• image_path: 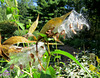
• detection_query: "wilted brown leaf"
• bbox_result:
[3,36,35,45]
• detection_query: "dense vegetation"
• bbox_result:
[0,0,100,78]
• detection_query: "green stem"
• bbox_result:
[46,42,51,70]
[12,13,21,35]
[14,65,32,76]
[29,62,33,78]
[55,41,59,65]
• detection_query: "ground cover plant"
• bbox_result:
[0,0,100,78]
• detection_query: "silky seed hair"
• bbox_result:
[56,10,90,38]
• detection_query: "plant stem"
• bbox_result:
[29,60,33,77]
[14,65,32,76]
[46,42,51,70]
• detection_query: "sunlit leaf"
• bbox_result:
[7,14,12,19]
[28,14,39,34]
[6,7,11,14]
[47,66,56,78]
[33,72,41,78]
[89,64,96,71]
[1,0,4,3]
[0,60,7,62]
[38,33,47,37]
[96,56,100,64]
[40,66,56,78]
[0,32,1,46]
[3,36,35,45]
[51,50,92,77]
[19,74,27,78]
[17,67,21,76]
[16,22,25,30]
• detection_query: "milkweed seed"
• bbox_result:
[10,64,14,70]
[19,64,23,70]
[30,53,34,59]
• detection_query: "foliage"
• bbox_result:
[0,0,100,78]
[0,21,17,41]
[53,52,100,78]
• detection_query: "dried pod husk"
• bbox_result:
[30,53,34,59]
[19,64,23,70]
[10,64,14,70]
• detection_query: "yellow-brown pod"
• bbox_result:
[38,11,72,40]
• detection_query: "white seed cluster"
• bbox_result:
[57,10,90,38]
[9,42,46,70]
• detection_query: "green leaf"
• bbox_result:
[10,0,13,1]
[40,70,51,78]
[17,68,21,76]
[1,0,4,3]
[51,50,92,78]
[0,67,9,73]
[14,14,20,19]
[0,60,7,62]
[38,33,47,37]
[33,72,40,78]
[6,7,11,14]
[19,74,27,78]
[6,7,14,14]
[48,66,56,78]
[7,14,12,19]
[16,22,25,30]
[40,66,56,78]
[54,55,61,62]
[48,38,54,41]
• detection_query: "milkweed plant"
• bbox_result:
[0,1,99,77]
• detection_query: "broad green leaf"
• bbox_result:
[16,22,25,30]
[40,70,51,78]
[17,68,21,76]
[48,66,56,78]
[40,66,56,78]
[6,7,14,14]
[6,7,11,14]
[19,74,27,78]
[51,50,92,78]
[38,33,47,37]
[10,0,13,1]
[0,66,9,73]
[15,76,18,78]
[33,72,40,78]
[54,55,61,62]
[1,0,4,3]
[38,33,48,41]
[48,38,54,41]
[14,14,20,19]
[7,14,12,19]
[0,60,7,62]
[28,14,39,34]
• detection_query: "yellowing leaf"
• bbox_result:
[28,14,39,34]
[96,56,100,64]
[3,36,35,45]
[97,72,100,75]
[89,64,96,71]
